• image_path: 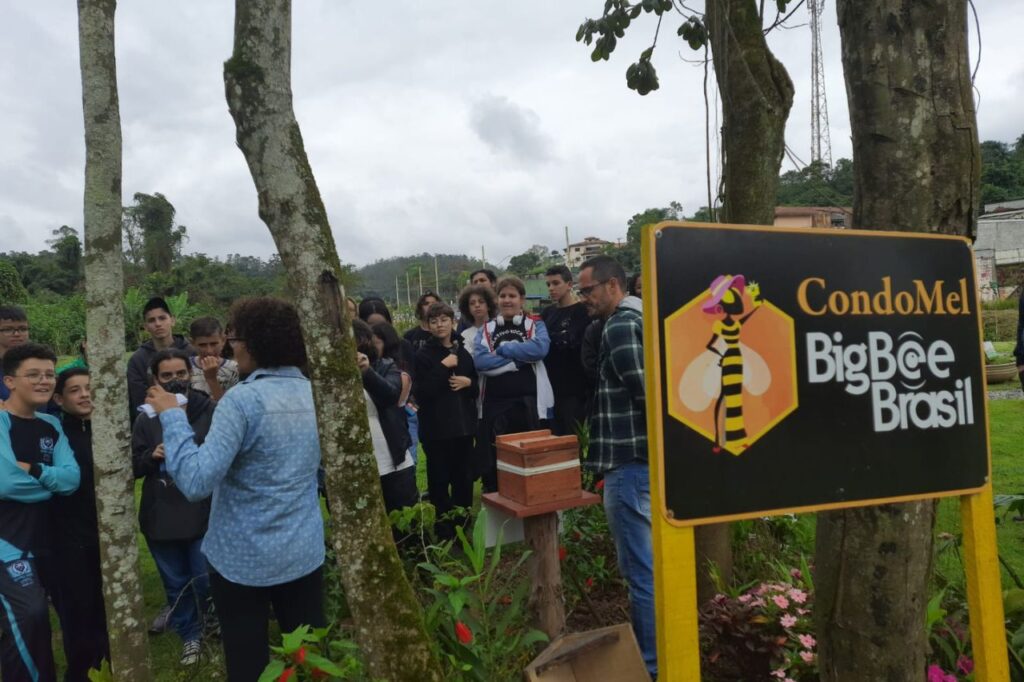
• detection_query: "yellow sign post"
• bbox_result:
[642,222,1008,681]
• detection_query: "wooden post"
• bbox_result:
[524,513,565,639]
[961,487,1011,682]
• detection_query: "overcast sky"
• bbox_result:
[2,2,1021,268]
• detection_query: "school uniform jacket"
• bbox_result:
[472,314,554,421]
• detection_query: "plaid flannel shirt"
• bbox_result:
[586,302,647,473]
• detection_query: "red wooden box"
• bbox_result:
[496,430,581,507]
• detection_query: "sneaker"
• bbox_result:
[180,639,202,666]
[149,605,171,634]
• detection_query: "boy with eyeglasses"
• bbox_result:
[0,343,81,682]
[0,305,31,408]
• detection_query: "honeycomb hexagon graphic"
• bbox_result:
[664,275,798,455]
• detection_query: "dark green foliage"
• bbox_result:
[354,254,496,304]
[980,138,1024,206]
[0,260,28,303]
[776,158,854,207]
[577,1,795,97]
[122,192,188,273]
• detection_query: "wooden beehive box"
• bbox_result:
[496,429,580,506]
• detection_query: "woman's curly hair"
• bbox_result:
[228,297,308,370]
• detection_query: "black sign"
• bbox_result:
[647,223,989,525]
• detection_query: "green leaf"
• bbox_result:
[257,660,286,682]
[630,5,642,18]
[281,624,310,652]
[304,652,345,676]
[1006,589,1024,618]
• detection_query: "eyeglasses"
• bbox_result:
[578,280,609,297]
[0,326,29,336]
[17,372,56,384]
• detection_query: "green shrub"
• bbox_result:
[23,295,86,355]
[983,309,1018,342]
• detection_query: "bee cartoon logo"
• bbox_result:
[665,274,799,456]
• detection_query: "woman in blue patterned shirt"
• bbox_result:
[146,297,324,681]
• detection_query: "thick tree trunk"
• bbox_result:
[223,2,442,680]
[76,1,153,679]
[815,2,979,680]
[696,0,795,602]
[705,0,795,225]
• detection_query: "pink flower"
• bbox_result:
[738,594,752,603]
[926,665,956,682]
[771,670,786,679]
[772,595,790,609]
[800,650,815,663]
[798,634,816,649]
[956,655,974,675]
[796,608,809,616]
[751,598,766,608]
[790,568,803,579]
[780,614,797,628]
[788,588,808,604]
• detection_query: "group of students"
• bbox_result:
[347,264,609,539]
[0,254,654,682]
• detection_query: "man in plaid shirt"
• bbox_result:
[578,255,656,679]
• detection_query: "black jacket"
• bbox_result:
[362,358,410,467]
[52,413,99,549]
[413,338,478,441]
[127,335,193,418]
[131,390,213,541]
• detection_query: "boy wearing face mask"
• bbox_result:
[131,349,214,666]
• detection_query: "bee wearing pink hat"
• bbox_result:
[699,274,763,453]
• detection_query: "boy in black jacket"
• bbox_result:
[413,303,478,538]
[51,368,110,680]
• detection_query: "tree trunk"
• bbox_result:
[223,2,442,680]
[76,0,153,679]
[697,0,796,601]
[705,0,795,226]
[815,2,979,679]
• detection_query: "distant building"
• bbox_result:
[976,207,1024,300]
[565,236,612,268]
[773,206,852,229]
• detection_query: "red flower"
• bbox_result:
[585,577,594,589]
[292,647,306,665]
[595,479,605,492]
[455,620,473,644]
[498,595,512,605]
[558,546,568,562]
[278,668,295,682]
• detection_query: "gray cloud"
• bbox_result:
[1,1,1021,266]
[469,95,554,164]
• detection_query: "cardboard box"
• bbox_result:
[523,623,650,682]
[496,430,581,507]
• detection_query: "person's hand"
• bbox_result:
[440,353,459,369]
[449,375,471,391]
[15,461,30,473]
[152,444,165,461]
[199,355,220,378]
[356,352,370,372]
[145,385,180,414]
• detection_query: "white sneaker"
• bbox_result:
[180,639,202,666]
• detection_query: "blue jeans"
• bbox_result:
[146,537,209,642]
[603,460,657,678]
[406,406,419,465]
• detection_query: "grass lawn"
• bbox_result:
[935,398,1024,591]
